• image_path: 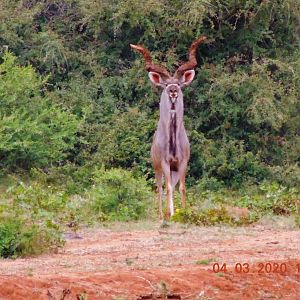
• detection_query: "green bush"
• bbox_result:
[190,132,269,187]
[188,55,299,186]
[0,219,20,258]
[0,181,68,257]
[268,164,300,188]
[0,52,80,169]
[179,181,300,226]
[87,168,153,221]
[89,108,156,178]
[234,182,300,215]
[295,214,300,228]
[172,206,255,226]
[30,164,96,195]
[0,218,64,258]
[10,181,68,217]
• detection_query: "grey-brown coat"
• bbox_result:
[130,36,206,219]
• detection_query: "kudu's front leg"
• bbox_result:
[154,171,163,220]
[178,160,188,209]
[161,160,174,219]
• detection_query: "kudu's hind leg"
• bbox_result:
[178,161,188,208]
[161,160,173,218]
[154,171,163,220]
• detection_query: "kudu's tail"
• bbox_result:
[171,170,180,188]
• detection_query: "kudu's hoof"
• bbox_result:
[159,220,170,228]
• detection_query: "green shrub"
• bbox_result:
[194,176,225,192]
[30,164,96,195]
[87,168,152,221]
[269,164,300,188]
[172,207,230,226]
[172,206,255,226]
[295,214,300,228]
[234,182,300,215]
[0,181,67,257]
[180,181,300,226]
[10,181,68,218]
[0,220,20,258]
[189,132,269,187]
[91,108,156,178]
[0,52,80,169]
[0,218,64,258]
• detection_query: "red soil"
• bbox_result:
[0,224,299,299]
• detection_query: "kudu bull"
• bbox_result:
[131,36,206,219]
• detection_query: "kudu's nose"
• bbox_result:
[166,84,179,103]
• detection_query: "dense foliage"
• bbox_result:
[0,52,79,169]
[0,0,299,186]
[0,0,300,256]
[87,168,152,221]
[0,168,153,257]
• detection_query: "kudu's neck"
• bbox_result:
[158,89,184,125]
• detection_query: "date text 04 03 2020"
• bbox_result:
[212,262,300,274]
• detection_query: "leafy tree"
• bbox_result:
[0,0,299,186]
[0,52,79,169]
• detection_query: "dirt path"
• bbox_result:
[0,222,299,299]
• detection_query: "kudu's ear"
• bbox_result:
[179,70,195,87]
[148,71,165,87]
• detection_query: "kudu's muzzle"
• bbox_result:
[166,84,179,105]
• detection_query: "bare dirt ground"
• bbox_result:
[0,221,299,300]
